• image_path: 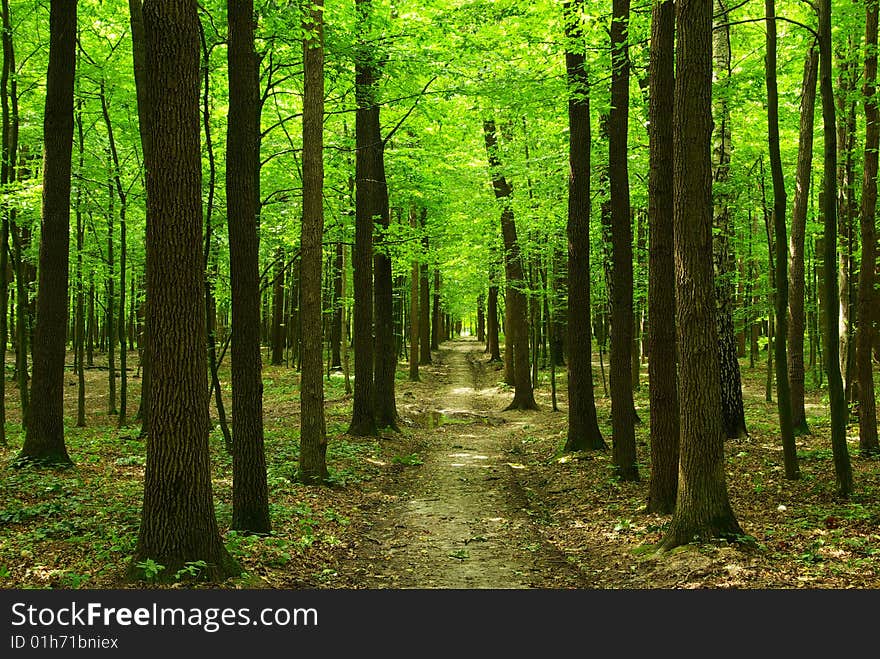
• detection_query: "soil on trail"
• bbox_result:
[347,338,585,588]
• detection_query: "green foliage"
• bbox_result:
[134,559,165,582]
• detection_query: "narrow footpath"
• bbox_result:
[348,339,585,588]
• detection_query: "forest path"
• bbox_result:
[348,338,585,588]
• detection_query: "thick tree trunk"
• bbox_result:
[661,0,742,549]
[818,0,853,497]
[348,0,379,436]
[227,0,271,528]
[788,46,818,436]
[132,0,239,581]
[646,0,678,513]
[609,0,637,480]
[857,0,880,456]
[483,119,537,411]
[563,0,604,451]
[299,0,329,482]
[765,0,799,479]
[19,0,77,466]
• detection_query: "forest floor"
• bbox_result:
[1,338,879,589]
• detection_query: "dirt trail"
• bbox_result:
[350,339,585,588]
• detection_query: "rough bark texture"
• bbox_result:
[609,0,638,480]
[662,0,743,549]
[857,0,880,456]
[646,0,679,513]
[483,119,537,411]
[227,0,270,530]
[299,0,329,482]
[765,0,799,479]
[20,0,77,466]
[132,0,239,581]
[788,46,818,436]
[563,0,605,451]
[818,0,853,497]
[348,0,378,436]
[712,0,747,440]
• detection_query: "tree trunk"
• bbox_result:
[661,0,743,549]
[788,45,818,436]
[228,0,271,528]
[409,210,420,382]
[609,0,637,480]
[713,0,747,440]
[646,0,678,513]
[330,240,343,369]
[487,278,500,361]
[299,0,329,482]
[130,0,151,436]
[418,211,432,365]
[765,0,799,479]
[483,119,537,411]
[0,0,17,444]
[132,0,239,581]
[818,0,853,497]
[19,0,77,466]
[563,0,604,451]
[857,0,880,456]
[74,101,85,428]
[271,246,285,365]
[348,0,379,436]
[432,268,441,350]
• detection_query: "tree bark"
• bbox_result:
[227,0,271,528]
[713,0,747,440]
[818,0,853,497]
[788,45,818,436]
[646,0,678,513]
[348,0,378,436]
[409,210,420,382]
[563,0,604,451]
[131,0,239,580]
[19,0,77,466]
[765,0,799,479]
[661,0,743,549]
[299,0,329,482]
[609,0,638,480]
[483,119,537,411]
[857,0,880,456]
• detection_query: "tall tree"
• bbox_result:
[818,0,853,496]
[646,0,679,513]
[227,0,271,530]
[765,0,799,479]
[18,0,77,466]
[857,0,880,456]
[409,211,420,382]
[662,0,742,548]
[788,45,818,436]
[132,0,239,580]
[712,0,747,439]
[563,0,605,452]
[483,118,537,411]
[299,0,328,483]
[0,0,18,445]
[609,0,638,480]
[419,211,432,365]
